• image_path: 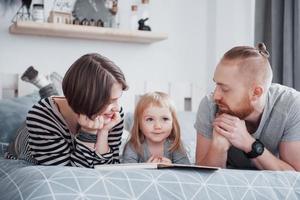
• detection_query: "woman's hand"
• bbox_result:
[77,111,121,154]
[78,111,121,134]
[101,111,121,132]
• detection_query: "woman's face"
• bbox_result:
[99,82,123,124]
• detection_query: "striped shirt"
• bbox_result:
[26,97,124,168]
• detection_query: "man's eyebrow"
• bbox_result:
[217,83,228,86]
[213,79,228,87]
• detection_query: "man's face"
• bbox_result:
[213,60,254,119]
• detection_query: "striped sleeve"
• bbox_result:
[27,98,124,168]
[27,99,72,166]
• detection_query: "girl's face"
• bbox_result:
[140,105,173,144]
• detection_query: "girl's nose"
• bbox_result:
[154,121,162,129]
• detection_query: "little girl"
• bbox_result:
[122,91,190,164]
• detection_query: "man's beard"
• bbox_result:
[215,97,254,119]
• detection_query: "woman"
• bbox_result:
[10,53,128,168]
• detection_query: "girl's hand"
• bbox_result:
[78,114,104,134]
[147,156,171,164]
[101,111,121,132]
[146,155,155,163]
[160,157,172,164]
[147,155,161,163]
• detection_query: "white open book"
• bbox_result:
[95,163,219,171]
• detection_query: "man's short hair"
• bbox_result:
[221,43,273,88]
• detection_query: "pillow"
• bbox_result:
[177,111,197,164]
[0,93,39,156]
[123,111,197,164]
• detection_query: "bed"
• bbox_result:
[1,157,300,200]
[0,74,300,199]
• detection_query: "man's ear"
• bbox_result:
[251,86,263,101]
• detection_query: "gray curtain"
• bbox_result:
[255,0,300,90]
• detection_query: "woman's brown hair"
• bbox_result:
[128,91,183,156]
[62,53,128,118]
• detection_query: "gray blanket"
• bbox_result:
[0,157,299,200]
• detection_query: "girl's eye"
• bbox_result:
[162,117,170,121]
[146,117,153,122]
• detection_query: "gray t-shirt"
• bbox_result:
[122,140,190,164]
[194,83,300,169]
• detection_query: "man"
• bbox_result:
[195,43,300,171]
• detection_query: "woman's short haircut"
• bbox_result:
[62,53,128,118]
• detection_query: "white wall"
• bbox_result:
[0,0,254,112]
[205,0,255,92]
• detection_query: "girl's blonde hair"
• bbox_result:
[129,91,183,156]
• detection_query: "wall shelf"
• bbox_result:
[9,21,168,44]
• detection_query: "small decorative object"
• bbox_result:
[80,18,89,26]
[52,0,76,13]
[89,19,96,26]
[48,11,72,24]
[11,0,32,22]
[138,0,150,27]
[138,18,151,31]
[96,19,104,27]
[73,17,80,25]
[130,5,138,30]
[73,0,119,28]
[109,0,118,15]
[47,0,75,24]
[32,3,44,22]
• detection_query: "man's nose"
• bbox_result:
[213,87,222,101]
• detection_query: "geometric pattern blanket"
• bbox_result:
[0,158,300,200]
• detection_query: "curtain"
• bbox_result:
[255,0,300,90]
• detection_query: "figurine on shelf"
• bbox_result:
[89,19,96,26]
[11,0,32,22]
[138,18,151,31]
[108,0,118,16]
[73,17,80,25]
[48,11,72,24]
[80,18,89,26]
[48,0,75,24]
[96,19,104,27]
